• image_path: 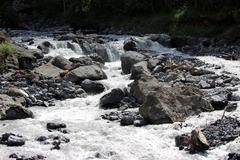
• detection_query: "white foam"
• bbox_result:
[1,36,240,160]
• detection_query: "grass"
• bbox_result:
[0,43,16,57]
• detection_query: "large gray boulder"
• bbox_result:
[92,43,109,62]
[51,56,72,70]
[121,51,146,74]
[99,88,125,109]
[81,79,105,94]
[0,94,33,120]
[130,61,151,80]
[33,63,64,78]
[64,65,107,83]
[130,75,213,124]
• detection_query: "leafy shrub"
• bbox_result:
[0,43,15,57]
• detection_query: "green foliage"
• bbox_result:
[0,43,16,57]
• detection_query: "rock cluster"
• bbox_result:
[175,117,240,153]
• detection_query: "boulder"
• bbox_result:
[189,128,210,152]
[33,63,64,78]
[81,79,105,94]
[120,115,134,126]
[121,51,146,74]
[37,41,55,54]
[92,43,109,62]
[47,123,66,130]
[69,56,93,66]
[207,88,232,110]
[1,133,25,146]
[123,38,137,51]
[148,34,171,47]
[130,75,213,124]
[99,88,125,109]
[0,94,33,120]
[51,56,72,70]
[9,44,36,70]
[64,65,107,83]
[89,53,105,64]
[130,61,151,80]
[77,39,92,55]
[56,33,77,41]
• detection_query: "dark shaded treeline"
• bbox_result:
[0,0,240,36]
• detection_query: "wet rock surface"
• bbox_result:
[9,153,46,160]
[36,134,70,150]
[0,133,25,146]
[228,153,240,160]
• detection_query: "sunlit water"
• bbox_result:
[0,33,240,160]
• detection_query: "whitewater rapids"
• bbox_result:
[0,33,240,160]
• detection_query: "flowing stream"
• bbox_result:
[0,32,240,160]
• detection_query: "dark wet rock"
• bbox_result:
[189,128,209,153]
[130,75,213,124]
[0,133,25,146]
[120,115,134,126]
[123,38,137,51]
[69,56,93,66]
[0,94,33,120]
[121,51,146,74]
[89,53,105,64]
[225,103,238,112]
[21,37,34,43]
[99,88,125,109]
[101,112,120,121]
[36,134,70,150]
[199,80,215,89]
[207,88,232,110]
[64,65,107,83]
[175,134,190,148]
[9,153,46,160]
[77,39,92,55]
[81,79,105,94]
[228,153,240,160]
[47,122,66,130]
[148,34,171,47]
[0,70,86,106]
[37,41,55,54]
[55,33,76,41]
[36,136,48,142]
[119,96,140,109]
[51,56,72,70]
[92,43,109,62]
[190,68,214,76]
[101,109,139,124]
[33,51,44,59]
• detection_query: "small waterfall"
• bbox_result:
[47,41,84,59]
[104,40,125,62]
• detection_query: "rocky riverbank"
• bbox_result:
[0,29,240,160]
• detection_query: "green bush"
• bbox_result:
[0,43,16,57]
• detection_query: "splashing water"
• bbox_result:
[1,33,240,160]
